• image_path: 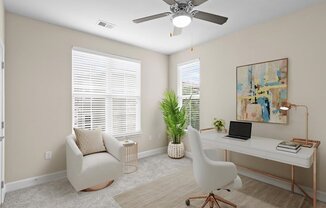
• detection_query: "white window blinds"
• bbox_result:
[178,60,200,130]
[72,48,141,136]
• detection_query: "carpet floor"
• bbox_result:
[3,154,192,208]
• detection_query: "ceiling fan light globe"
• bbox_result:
[172,14,192,28]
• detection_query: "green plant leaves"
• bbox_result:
[160,90,187,144]
[213,118,225,131]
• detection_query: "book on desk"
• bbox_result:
[276,141,301,153]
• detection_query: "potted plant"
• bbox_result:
[213,118,226,132]
[160,90,187,159]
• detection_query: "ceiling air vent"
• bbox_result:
[97,20,115,29]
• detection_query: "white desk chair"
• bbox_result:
[186,126,242,208]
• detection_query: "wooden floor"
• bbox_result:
[115,168,325,208]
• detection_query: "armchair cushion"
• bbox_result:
[82,153,122,178]
[74,128,106,155]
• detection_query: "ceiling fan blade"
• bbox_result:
[133,12,171,23]
[170,27,182,37]
[191,0,208,6]
[192,10,228,25]
[162,0,176,5]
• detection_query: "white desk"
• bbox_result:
[200,131,318,208]
[201,131,314,168]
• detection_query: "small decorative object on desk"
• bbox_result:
[213,118,226,133]
[276,141,301,153]
[121,139,138,174]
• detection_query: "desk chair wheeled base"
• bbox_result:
[185,192,237,208]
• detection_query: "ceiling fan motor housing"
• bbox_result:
[170,1,193,14]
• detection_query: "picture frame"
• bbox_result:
[236,58,288,124]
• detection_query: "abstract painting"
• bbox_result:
[236,58,288,124]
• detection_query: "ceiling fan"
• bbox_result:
[132,0,228,36]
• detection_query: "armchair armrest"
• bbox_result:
[66,135,83,174]
[102,133,123,161]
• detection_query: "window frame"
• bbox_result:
[177,59,200,130]
[71,47,142,137]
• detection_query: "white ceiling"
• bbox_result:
[4,0,323,54]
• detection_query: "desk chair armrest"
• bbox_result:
[207,160,238,187]
[103,134,123,161]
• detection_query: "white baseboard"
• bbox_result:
[185,151,192,158]
[237,167,326,203]
[4,146,167,195]
[5,170,67,193]
[185,151,326,203]
[2,187,4,203]
[138,146,167,159]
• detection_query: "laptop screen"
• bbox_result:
[229,121,252,138]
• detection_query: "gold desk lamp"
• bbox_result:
[280,102,313,148]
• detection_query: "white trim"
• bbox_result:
[5,170,67,193]
[185,152,326,203]
[177,58,200,68]
[4,146,167,194]
[237,167,326,203]
[138,146,167,159]
[177,58,200,100]
[185,151,192,158]
[72,47,141,64]
[71,48,142,136]
[2,185,4,204]
[177,59,201,130]
[0,42,5,204]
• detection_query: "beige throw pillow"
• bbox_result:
[74,128,106,156]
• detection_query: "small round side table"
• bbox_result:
[121,140,138,174]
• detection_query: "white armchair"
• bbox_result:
[66,133,123,191]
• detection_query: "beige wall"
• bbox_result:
[169,3,326,191]
[5,12,168,182]
[0,0,4,44]
[4,1,326,190]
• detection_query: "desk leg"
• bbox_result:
[224,150,228,161]
[291,165,295,193]
[313,149,317,208]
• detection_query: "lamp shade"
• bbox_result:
[280,102,293,111]
[280,106,290,111]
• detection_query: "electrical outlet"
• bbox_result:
[45,151,52,160]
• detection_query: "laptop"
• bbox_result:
[225,121,252,140]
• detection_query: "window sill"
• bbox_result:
[113,131,142,140]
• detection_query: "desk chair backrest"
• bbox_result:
[187,126,237,192]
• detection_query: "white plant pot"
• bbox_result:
[168,142,185,159]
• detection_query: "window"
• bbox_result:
[72,48,141,136]
[178,60,200,130]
